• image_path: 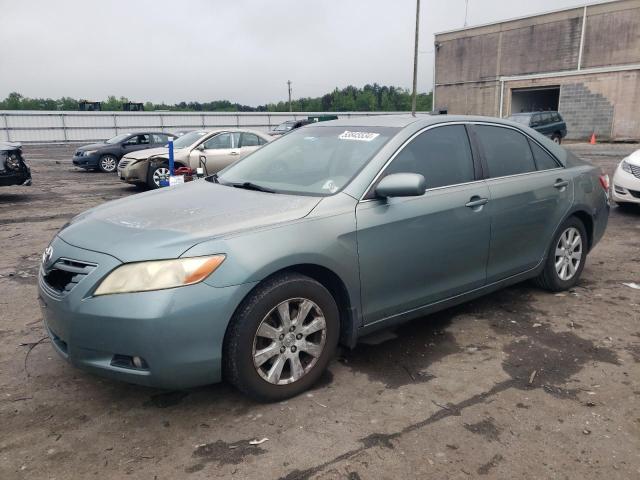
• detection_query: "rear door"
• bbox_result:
[470,124,571,283]
[356,124,491,324]
[238,132,264,158]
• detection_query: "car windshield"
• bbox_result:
[273,121,295,132]
[105,133,131,144]
[172,131,208,149]
[508,114,532,125]
[217,126,399,196]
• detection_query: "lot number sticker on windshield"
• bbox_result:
[339,131,380,142]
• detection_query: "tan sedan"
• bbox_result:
[117,128,272,189]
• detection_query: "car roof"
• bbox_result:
[311,113,540,129]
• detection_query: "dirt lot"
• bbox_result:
[1,143,639,480]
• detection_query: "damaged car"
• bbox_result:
[1,142,32,187]
[117,128,272,189]
[38,115,609,402]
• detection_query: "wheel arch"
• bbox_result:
[565,208,594,252]
[227,263,359,349]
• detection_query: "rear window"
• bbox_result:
[529,139,560,170]
[476,125,536,178]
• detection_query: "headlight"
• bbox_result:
[621,160,633,174]
[84,150,97,156]
[94,255,225,296]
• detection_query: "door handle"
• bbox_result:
[554,179,569,189]
[230,151,240,156]
[465,197,489,208]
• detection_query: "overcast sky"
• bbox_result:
[0,0,591,106]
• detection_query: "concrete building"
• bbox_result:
[433,0,640,140]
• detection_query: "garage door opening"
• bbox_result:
[510,87,560,114]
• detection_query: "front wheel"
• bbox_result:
[147,164,170,189]
[534,217,587,292]
[98,154,118,173]
[223,273,339,402]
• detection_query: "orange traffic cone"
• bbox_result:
[590,133,597,145]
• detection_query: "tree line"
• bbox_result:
[0,84,432,112]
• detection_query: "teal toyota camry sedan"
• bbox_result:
[38,115,609,401]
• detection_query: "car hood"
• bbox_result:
[124,147,171,160]
[58,181,321,262]
[624,149,640,167]
[77,142,107,151]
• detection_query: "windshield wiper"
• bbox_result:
[205,173,219,183]
[232,182,275,193]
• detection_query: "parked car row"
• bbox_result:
[40,114,611,401]
[118,129,272,189]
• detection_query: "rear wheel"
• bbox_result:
[534,217,587,292]
[223,273,339,402]
[98,154,118,173]
[551,133,562,144]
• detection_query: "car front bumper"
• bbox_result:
[611,166,640,205]
[37,235,256,389]
[119,160,149,184]
[72,154,99,168]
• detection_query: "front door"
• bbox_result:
[121,134,151,155]
[356,124,491,324]
[470,124,571,283]
[190,132,239,172]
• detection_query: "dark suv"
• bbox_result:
[508,111,567,144]
[72,132,176,173]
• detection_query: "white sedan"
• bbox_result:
[612,149,640,206]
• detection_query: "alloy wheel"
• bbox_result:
[100,156,117,172]
[252,298,327,385]
[152,167,170,187]
[554,227,582,281]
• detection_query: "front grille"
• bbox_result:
[43,258,96,295]
[629,189,640,199]
[629,163,640,179]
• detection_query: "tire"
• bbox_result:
[551,133,562,144]
[98,154,118,173]
[147,163,170,189]
[533,217,587,292]
[223,273,339,402]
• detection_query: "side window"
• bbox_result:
[552,113,561,122]
[475,125,536,178]
[123,135,139,145]
[541,113,552,124]
[529,139,560,170]
[530,114,542,127]
[203,133,232,150]
[240,133,260,147]
[152,134,168,144]
[258,136,267,145]
[382,125,475,189]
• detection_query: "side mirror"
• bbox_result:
[196,144,205,151]
[375,173,426,198]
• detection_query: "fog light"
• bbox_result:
[614,184,625,194]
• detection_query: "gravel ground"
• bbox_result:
[1,143,639,480]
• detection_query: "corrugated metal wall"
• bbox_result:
[0,111,409,143]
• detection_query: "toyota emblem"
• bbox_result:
[42,245,53,266]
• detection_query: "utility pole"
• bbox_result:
[287,80,292,112]
[464,0,469,27]
[411,0,420,116]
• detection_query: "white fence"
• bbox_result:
[0,111,413,143]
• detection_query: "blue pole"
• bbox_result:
[168,139,174,176]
